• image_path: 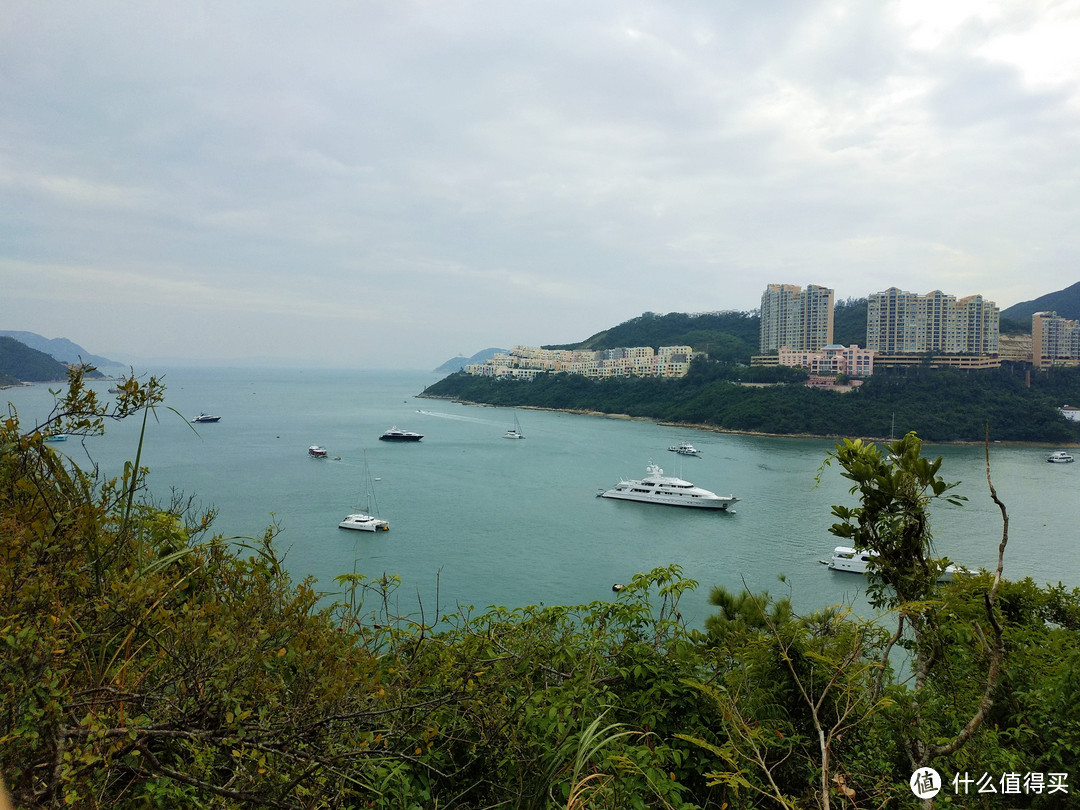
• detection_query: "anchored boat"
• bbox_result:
[598,461,738,510]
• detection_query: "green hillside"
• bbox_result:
[543,299,869,363]
[0,336,69,384]
[1000,280,1080,325]
[831,297,868,346]
[423,361,1080,444]
[0,330,124,372]
[546,310,760,363]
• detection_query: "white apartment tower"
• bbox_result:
[867,288,999,355]
[956,295,1000,355]
[759,283,835,353]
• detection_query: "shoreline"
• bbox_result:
[415,393,1079,449]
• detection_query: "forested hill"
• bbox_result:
[545,299,869,364]
[0,336,69,385]
[1000,280,1080,325]
[0,330,124,372]
[422,361,1080,444]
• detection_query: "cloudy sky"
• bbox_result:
[2,2,1078,370]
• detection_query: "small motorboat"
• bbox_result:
[668,441,701,457]
[308,445,328,458]
[1047,450,1075,463]
[379,427,422,441]
[191,413,221,423]
[338,512,389,532]
[43,434,68,442]
[821,546,962,582]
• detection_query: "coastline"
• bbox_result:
[415,393,1078,448]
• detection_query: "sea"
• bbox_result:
[7,366,1079,629]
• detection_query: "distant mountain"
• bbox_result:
[0,336,69,384]
[433,348,508,373]
[0,331,125,373]
[999,281,1080,326]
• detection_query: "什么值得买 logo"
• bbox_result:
[910,768,942,799]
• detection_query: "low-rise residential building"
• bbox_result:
[777,344,875,378]
[465,345,697,379]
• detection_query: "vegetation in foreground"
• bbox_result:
[3,367,1080,808]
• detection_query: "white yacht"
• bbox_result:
[822,546,961,581]
[339,452,389,531]
[598,462,738,510]
[668,442,701,457]
[504,413,525,439]
[1047,450,1075,463]
[338,513,389,532]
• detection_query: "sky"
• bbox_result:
[2,2,1079,370]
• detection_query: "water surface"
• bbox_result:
[8,367,1077,627]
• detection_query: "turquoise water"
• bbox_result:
[7,367,1079,627]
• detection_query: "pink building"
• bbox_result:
[777,344,875,377]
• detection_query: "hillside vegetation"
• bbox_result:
[4,366,1080,808]
[1000,280,1080,325]
[0,330,123,373]
[541,299,890,362]
[423,361,1080,444]
[0,336,69,385]
[546,311,760,364]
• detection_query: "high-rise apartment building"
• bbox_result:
[956,295,1000,355]
[867,288,999,355]
[759,283,834,353]
[1032,311,1080,369]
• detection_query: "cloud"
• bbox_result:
[2,1,1079,368]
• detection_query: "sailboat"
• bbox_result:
[503,412,525,439]
[338,455,389,532]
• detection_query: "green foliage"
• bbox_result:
[824,432,966,609]
[832,297,868,347]
[697,587,901,808]
[999,315,1030,335]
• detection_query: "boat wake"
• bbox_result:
[415,409,491,424]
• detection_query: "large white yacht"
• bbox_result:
[598,462,738,510]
